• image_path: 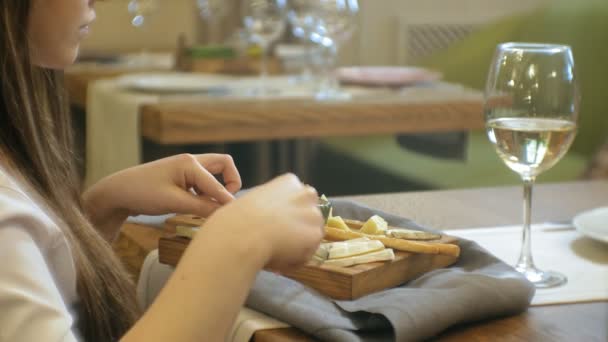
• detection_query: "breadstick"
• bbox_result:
[325,227,460,257]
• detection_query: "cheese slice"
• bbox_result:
[328,240,385,259]
[360,215,388,235]
[326,216,350,230]
[325,237,370,246]
[313,238,371,262]
[175,225,200,239]
[324,248,395,267]
[314,244,330,261]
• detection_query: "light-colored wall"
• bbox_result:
[349,0,550,65]
[81,0,200,53]
[82,0,549,61]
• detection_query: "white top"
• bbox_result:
[0,168,79,341]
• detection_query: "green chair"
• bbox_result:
[314,1,607,194]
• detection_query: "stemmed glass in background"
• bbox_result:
[286,0,319,84]
[484,43,579,288]
[197,0,232,19]
[127,0,160,66]
[310,0,359,100]
[241,0,287,96]
[197,0,234,45]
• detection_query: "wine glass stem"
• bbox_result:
[321,44,338,93]
[260,44,269,93]
[517,176,537,271]
[302,39,314,79]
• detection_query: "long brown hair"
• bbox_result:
[0,1,140,340]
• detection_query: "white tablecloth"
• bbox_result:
[449,223,608,305]
[85,79,159,188]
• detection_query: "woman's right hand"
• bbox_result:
[124,174,324,341]
[202,173,324,271]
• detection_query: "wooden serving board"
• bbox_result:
[159,215,460,300]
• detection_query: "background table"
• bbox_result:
[64,67,485,144]
[69,65,484,186]
[138,87,484,145]
[115,180,608,341]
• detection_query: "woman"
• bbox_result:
[0,1,324,341]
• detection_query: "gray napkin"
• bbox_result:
[246,199,535,342]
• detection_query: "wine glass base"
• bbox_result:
[515,266,567,288]
[242,87,281,98]
[288,70,315,85]
[315,90,351,101]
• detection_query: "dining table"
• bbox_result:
[65,62,485,187]
[65,64,485,143]
[137,85,484,145]
[115,180,608,341]
[65,61,485,141]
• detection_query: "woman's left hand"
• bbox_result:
[83,153,241,237]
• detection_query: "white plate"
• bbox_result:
[573,207,608,243]
[117,72,233,93]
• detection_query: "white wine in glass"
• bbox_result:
[484,43,579,288]
[487,117,576,176]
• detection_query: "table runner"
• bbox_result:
[448,223,608,305]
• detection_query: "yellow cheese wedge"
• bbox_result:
[360,215,388,235]
[326,216,350,230]
[324,248,395,267]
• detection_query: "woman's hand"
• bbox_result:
[83,153,241,239]
[201,173,324,271]
[124,174,323,342]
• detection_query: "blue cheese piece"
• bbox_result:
[313,244,330,261]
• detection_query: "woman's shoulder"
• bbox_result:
[0,168,62,251]
[0,167,79,308]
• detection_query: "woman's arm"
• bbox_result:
[122,174,323,341]
[82,185,129,241]
[121,223,269,341]
[82,154,241,241]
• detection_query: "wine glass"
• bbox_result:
[241,0,287,96]
[127,0,160,66]
[197,0,232,19]
[286,0,319,84]
[309,0,358,100]
[484,42,579,288]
